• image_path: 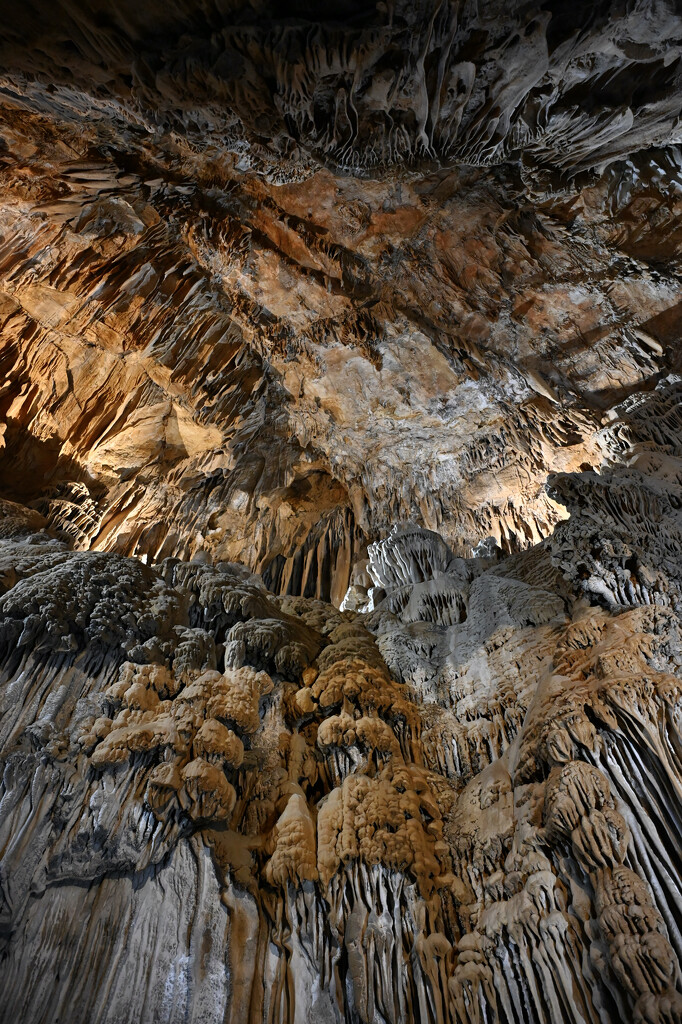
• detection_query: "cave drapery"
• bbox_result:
[2,2,682,1022]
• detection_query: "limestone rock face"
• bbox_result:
[1,2,682,1022]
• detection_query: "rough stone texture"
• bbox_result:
[1,2,682,603]
[2,390,682,1023]
[1,2,682,1022]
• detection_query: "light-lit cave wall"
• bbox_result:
[1,2,682,1022]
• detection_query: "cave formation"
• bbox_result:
[1,1,682,1022]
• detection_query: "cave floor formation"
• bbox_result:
[1,2,682,1023]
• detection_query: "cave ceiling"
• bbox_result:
[0,0,681,603]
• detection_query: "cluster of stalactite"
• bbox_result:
[1,0,681,177]
[2,25,682,607]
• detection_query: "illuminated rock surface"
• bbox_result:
[1,2,682,1022]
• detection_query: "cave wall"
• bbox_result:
[1,377,682,1023]
[1,2,682,1022]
